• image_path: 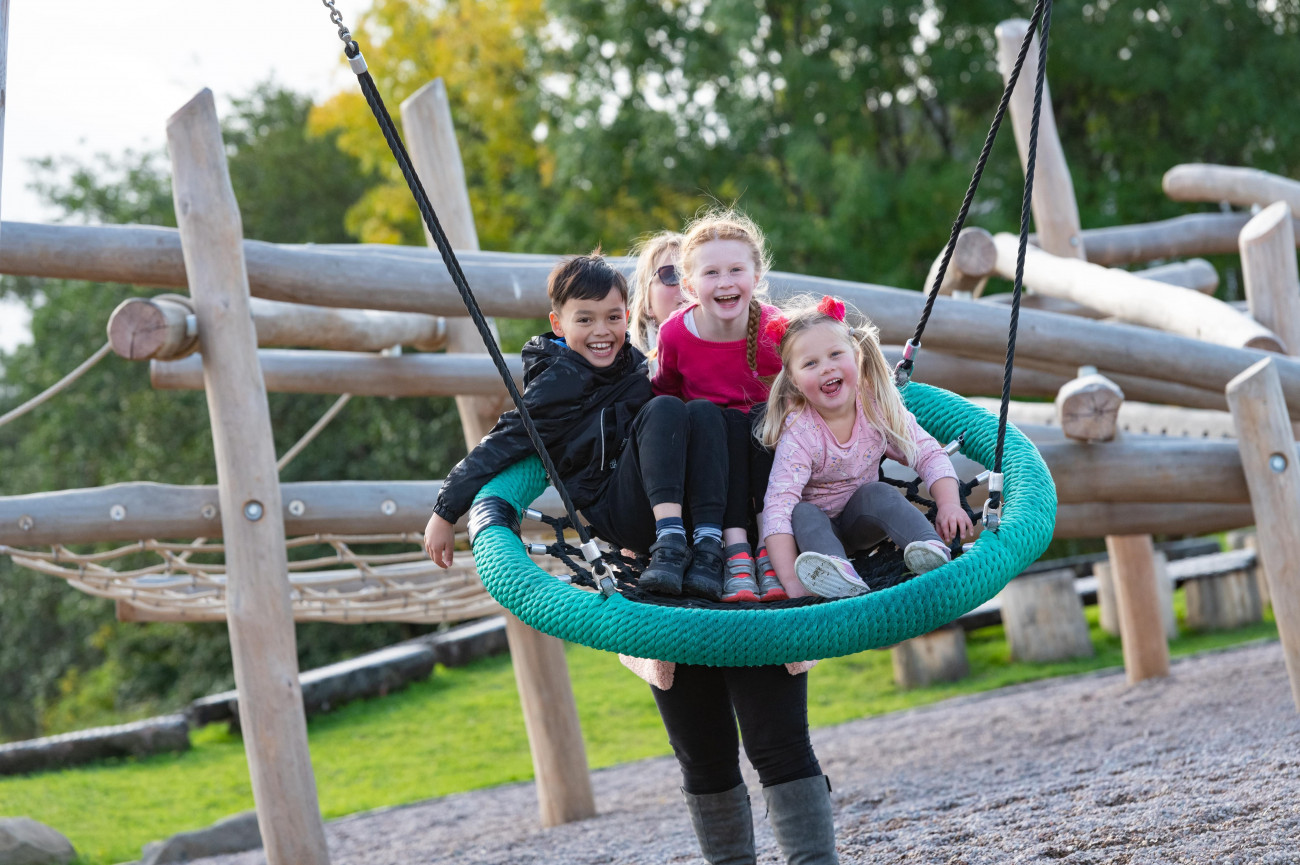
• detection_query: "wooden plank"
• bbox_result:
[1240,203,1300,359]
[401,78,594,826]
[1225,358,1300,711]
[167,90,329,864]
[1164,163,1300,214]
[992,232,1285,352]
[152,350,523,397]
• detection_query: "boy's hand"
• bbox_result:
[935,503,974,545]
[424,513,457,568]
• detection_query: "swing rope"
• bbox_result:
[320,1,619,594]
[894,0,1054,529]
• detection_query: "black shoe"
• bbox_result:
[639,533,688,596]
[683,537,725,601]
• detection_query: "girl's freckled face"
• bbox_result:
[686,238,759,325]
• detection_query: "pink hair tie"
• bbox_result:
[817,295,846,322]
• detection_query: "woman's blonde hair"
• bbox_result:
[759,296,918,466]
[679,207,772,371]
[627,231,683,354]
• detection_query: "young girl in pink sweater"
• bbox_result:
[760,295,974,598]
[652,208,784,603]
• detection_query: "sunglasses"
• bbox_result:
[655,264,680,286]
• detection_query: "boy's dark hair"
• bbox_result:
[547,249,628,310]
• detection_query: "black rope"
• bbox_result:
[340,42,616,589]
[991,0,1052,508]
[901,0,1047,374]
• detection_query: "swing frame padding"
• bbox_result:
[470,383,1057,666]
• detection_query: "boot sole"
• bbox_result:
[795,553,869,598]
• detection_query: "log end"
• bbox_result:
[1243,334,1288,355]
[108,298,170,360]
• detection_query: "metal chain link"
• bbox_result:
[320,0,353,46]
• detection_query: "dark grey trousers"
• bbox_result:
[791,481,940,558]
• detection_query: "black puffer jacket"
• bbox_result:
[432,334,654,524]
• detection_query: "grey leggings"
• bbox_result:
[791,481,941,558]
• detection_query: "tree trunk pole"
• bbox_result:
[166,90,329,864]
[1103,536,1171,683]
[1225,359,1300,711]
[0,0,9,232]
[400,78,595,826]
[1240,203,1300,360]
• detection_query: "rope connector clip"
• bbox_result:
[981,472,1004,531]
[893,339,920,388]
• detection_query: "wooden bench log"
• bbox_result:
[1182,562,1263,631]
[891,626,969,689]
[1164,163,1300,214]
[997,567,1094,663]
[1093,553,1177,641]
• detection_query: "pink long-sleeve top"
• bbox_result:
[651,303,784,411]
[760,398,959,541]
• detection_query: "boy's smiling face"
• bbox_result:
[549,285,629,368]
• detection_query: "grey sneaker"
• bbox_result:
[903,539,952,575]
[721,545,760,603]
[794,552,869,598]
[755,546,788,602]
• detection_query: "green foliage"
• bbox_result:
[0,83,468,741]
[0,612,1278,865]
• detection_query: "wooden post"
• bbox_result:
[166,90,329,864]
[1164,164,1300,214]
[1103,535,1171,683]
[0,0,10,235]
[400,78,595,824]
[1225,359,1300,710]
[1240,203,1300,359]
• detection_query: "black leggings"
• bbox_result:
[652,664,822,795]
[583,396,727,553]
[722,407,775,538]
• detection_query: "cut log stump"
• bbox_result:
[891,626,970,689]
[1184,565,1263,631]
[998,568,1094,662]
[1093,553,1177,640]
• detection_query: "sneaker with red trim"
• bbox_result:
[755,546,788,602]
[794,552,869,598]
[721,547,760,603]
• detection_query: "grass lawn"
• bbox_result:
[0,595,1278,865]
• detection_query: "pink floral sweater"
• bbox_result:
[760,398,959,542]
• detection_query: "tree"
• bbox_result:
[0,83,466,741]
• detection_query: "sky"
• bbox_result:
[1,0,366,350]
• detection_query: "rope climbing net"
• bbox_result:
[0,532,564,623]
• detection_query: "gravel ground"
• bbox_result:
[191,641,1300,865]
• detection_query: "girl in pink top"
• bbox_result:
[759,296,975,598]
[652,208,784,603]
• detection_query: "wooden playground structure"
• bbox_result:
[2,16,1300,865]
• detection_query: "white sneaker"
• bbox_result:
[794,552,870,598]
[904,539,952,575]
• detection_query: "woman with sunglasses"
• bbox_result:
[628,231,686,376]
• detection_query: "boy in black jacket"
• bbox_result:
[423,252,729,598]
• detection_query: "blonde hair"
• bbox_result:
[627,231,683,354]
[759,297,918,466]
[679,208,772,371]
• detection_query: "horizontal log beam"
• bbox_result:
[1069,212,1299,267]
[152,350,524,397]
[1164,163,1300,214]
[1053,503,1254,538]
[992,232,1285,351]
[0,481,566,545]
[7,221,1300,415]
